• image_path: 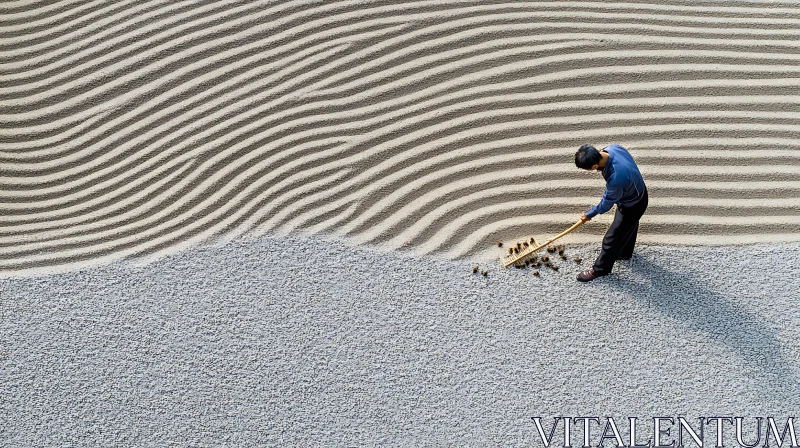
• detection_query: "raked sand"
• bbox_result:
[3,233,800,445]
[2,0,800,276]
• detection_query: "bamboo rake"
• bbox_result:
[502,220,585,268]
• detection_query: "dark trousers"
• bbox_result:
[592,187,648,275]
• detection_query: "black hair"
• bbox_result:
[575,144,601,169]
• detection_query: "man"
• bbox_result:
[574,143,648,282]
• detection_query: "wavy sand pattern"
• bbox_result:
[2,0,800,275]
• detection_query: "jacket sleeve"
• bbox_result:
[585,178,624,218]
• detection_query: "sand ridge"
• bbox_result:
[2,0,800,275]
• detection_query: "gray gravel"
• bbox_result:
[2,234,800,447]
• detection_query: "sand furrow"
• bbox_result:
[0,0,107,39]
[4,45,798,140]
[343,159,800,244]
[0,0,289,82]
[5,4,800,99]
[9,75,791,198]
[0,0,90,18]
[0,135,348,250]
[0,38,382,215]
[4,212,798,272]
[0,159,195,237]
[5,162,798,240]
[13,41,795,149]
[0,107,113,144]
[0,0,152,48]
[0,33,364,152]
[379,184,800,250]
[2,0,800,273]
[439,214,800,259]
[0,37,357,171]
[0,3,340,105]
[0,168,356,270]
[1,86,791,208]
[423,203,800,253]
[260,119,800,232]
[231,121,800,231]
[0,0,240,51]
[0,141,355,264]
[0,168,356,257]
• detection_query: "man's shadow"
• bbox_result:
[607,253,798,406]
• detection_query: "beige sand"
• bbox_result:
[2,0,800,276]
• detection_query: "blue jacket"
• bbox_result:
[585,144,646,219]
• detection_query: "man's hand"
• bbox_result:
[580,213,591,223]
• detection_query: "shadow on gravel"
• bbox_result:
[609,254,798,405]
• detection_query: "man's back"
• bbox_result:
[585,144,645,218]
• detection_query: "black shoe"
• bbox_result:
[618,255,632,260]
[577,268,605,282]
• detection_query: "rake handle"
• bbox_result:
[532,219,585,252]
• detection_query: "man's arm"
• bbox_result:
[584,180,624,219]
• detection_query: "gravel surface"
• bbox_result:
[3,234,800,446]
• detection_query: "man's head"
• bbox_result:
[575,144,602,171]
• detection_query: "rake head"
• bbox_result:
[502,239,548,268]
[500,220,585,269]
